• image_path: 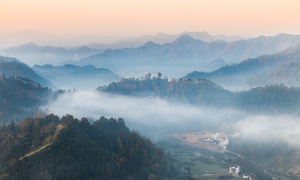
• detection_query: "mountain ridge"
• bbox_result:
[183,44,300,89]
[0,56,54,88]
[76,33,300,77]
[33,64,121,90]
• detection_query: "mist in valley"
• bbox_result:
[42,90,300,149]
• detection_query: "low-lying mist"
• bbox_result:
[42,90,300,147]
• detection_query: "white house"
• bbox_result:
[229,165,240,176]
[211,133,219,140]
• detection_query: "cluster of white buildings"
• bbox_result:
[202,132,240,149]
[202,132,231,149]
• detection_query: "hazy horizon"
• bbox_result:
[1,0,300,38]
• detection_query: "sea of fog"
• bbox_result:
[42,90,300,147]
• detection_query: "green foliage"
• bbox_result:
[0,114,169,180]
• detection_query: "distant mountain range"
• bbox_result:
[85,31,243,49]
[33,64,120,90]
[0,43,103,66]
[0,56,54,88]
[184,44,300,90]
[2,31,300,84]
[0,30,244,66]
[0,30,242,49]
[75,33,300,77]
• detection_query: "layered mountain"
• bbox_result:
[33,64,120,90]
[0,43,103,65]
[184,45,300,90]
[0,114,169,179]
[86,31,243,49]
[77,33,300,77]
[0,56,54,88]
[0,30,242,49]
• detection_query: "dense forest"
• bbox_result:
[0,114,174,180]
[235,84,300,113]
[99,74,234,106]
[0,75,52,123]
[99,75,300,114]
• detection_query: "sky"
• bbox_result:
[1,0,300,38]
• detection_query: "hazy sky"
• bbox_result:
[1,0,300,37]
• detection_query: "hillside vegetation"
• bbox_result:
[0,56,54,88]
[99,75,233,106]
[0,75,51,123]
[0,114,170,180]
[99,76,300,114]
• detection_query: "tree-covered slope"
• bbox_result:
[0,56,54,88]
[234,84,300,113]
[99,76,234,106]
[250,60,300,87]
[0,75,51,123]
[98,76,300,114]
[0,114,168,180]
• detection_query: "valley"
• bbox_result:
[1,11,300,178]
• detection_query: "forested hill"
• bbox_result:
[0,75,51,123]
[99,75,234,106]
[0,56,54,88]
[98,76,300,113]
[235,84,300,113]
[0,114,170,180]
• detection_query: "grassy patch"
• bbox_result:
[162,145,228,178]
[19,143,51,160]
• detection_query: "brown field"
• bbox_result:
[287,165,300,178]
[173,132,231,153]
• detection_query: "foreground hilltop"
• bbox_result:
[0,114,169,180]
